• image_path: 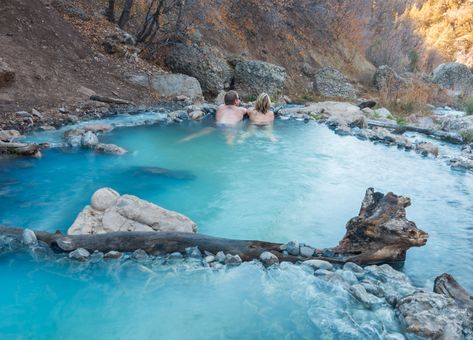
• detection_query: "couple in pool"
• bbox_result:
[180,90,276,144]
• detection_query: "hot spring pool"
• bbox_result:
[0,114,472,338]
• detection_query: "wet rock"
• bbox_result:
[234,60,287,99]
[204,255,215,263]
[168,110,187,122]
[350,284,384,309]
[185,246,202,259]
[450,157,473,171]
[259,251,279,266]
[22,228,37,246]
[415,142,439,157]
[299,245,315,257]
[343,262,363,273]
[68,188,197,235]
[432,62,473,97]
[168,252,183,260]
[104,250,122,259]
[69,248,90,261]
[81,131,98,148]
[340,270,358,284]
[90,251,104,263]
[313,67,357,99]
[358,100,376,110]
[127,73,203,100]
[94,143,127,155]
[224,254,242,266]
[286,241,300,256]
[84,124,113,133]
[188,110,205,120]
[0,129,21,142]
[166,43,233,97]
[131,249,149,261]
[303,259,333,271]
[313,269,334,277]
[360,281,384,297]
[215,251,226,264]
[0,60,15,86]
[397,291,470,339]
[31,109,43,119]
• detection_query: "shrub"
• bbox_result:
[395,116,408,125]
[464,98,473,115]
[460,129,473,143]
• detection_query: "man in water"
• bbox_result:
[178,90,247,144]
[216,90,247,126]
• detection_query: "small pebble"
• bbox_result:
[104,250,122,260]
[69,248,90,261]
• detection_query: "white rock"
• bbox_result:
[116,195,197,233]
[91,188,120,211]
[303,259,333,271]
[259,251,279,266]
[81,131,99,148]
[67,205,103,235]
[22,228,37,246]
[94,143,127,155]
[69,248,90,261]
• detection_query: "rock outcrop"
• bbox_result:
[234,60,287,99]
[67,188,197,235]
[432,62,473,97]
[313,67,357,99]
[373,65,408,92]
[166,43,233,97]
[126,73,203,100]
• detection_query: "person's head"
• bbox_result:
[255,93,271,114]
[224,90,240,106]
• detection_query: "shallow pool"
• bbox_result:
[1,114,472,338]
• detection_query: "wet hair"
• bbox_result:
[224,90,239,105]
[255,93,271,114]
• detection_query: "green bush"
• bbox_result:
[464,98,473,115]
[460,129,473,143]
[395,116,408,126]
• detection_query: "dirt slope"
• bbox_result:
[0,0,154,114]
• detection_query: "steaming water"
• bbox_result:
[1,114,472,338]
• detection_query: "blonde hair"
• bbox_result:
[255,93,271,114]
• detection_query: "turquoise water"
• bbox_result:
[1,115,473,338]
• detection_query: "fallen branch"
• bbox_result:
[90,95,133,105]
[367,120,463,144]
[0,141,46,157]
[0,188,428,265]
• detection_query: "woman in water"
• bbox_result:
[239,93,277,142]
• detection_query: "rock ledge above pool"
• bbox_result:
[67,188,197,235]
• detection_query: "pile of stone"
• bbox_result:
[63,124,127,155]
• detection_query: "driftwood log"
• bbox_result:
[90,95,133,105]
[367,120,463,144]
[0,141,46,157]
[0,188,429,265]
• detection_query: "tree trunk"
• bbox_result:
[118,0,134,29]
[106,0,116,23]
[0,188,429,265]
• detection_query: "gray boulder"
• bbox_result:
[234,60,287,99]
[313,67,357,99]
[0,60,15,86]
[303,259,333,271]
[94,143,127,155]
[166,43,233,97]
[68,188,197,235]
[69,248,90,261]
[259,251,279,266]
[127,73,203,100]
[0,129,21,142]
[397,291,470,339]
[432,62,473,97]
[373,65,408,92]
